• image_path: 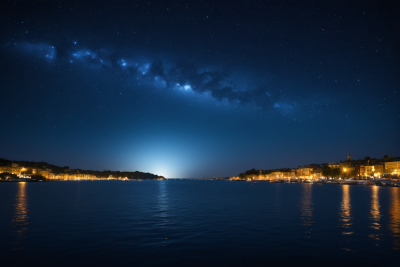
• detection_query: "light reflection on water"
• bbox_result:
[301,184,313,236]
[156,181,170,247]
[11,182,29,250]
[156,180,169,221]
[370,186,381,231]
[389,188,400,250]
[340,185,353,235]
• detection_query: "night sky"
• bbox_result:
[1,1,399,178]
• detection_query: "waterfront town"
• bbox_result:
[229,152,400,185]
[0,152,399,184]
[0,158,165,181]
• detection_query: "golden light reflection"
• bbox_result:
[12,182,29,250]
[370,186,381,231]
[389,188,400,250]
[301,184,313,236]
[340,185,353,235]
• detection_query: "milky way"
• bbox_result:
[6,41,298,114]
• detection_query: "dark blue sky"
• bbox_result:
[1,0,399,178]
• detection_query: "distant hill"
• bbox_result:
[0,158,165,180]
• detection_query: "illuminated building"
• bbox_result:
[361,164,384,177]
[55,173,97,180]
[296,168,313,178]
[312,170,322,179]
[385,161,400,174]
[0,166,12,173]
[267,171,295,179]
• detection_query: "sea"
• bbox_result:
[0,180,399,266]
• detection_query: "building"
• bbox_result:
[268,171,295,179]
[385,161,400,174]
[55,173,97,180]
[312,170,322,179]
[0,166,22,175]
[361,164,384,177]
[296,168,313,178]
[0,166,12,173]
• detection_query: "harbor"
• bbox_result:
[267,178,400,187]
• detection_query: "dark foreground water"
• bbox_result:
[0,181,399,266]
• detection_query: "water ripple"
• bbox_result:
[0,181,399,266]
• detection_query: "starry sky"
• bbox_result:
[1,0,399,178]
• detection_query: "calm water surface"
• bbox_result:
[0,181,399,266]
